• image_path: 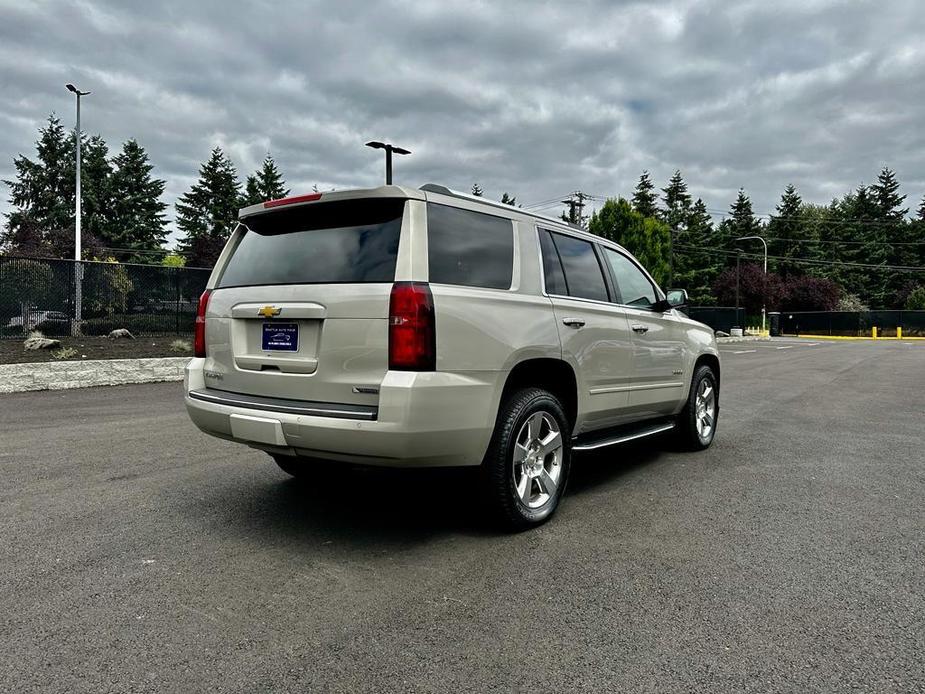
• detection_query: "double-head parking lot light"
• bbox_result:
[365,141,411,185]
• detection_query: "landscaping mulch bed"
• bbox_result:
[0,335,192,364]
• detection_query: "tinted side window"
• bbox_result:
[603,248,658,308]
[549,232,609,302]
[539,230,567,295]
[427,204,513,289]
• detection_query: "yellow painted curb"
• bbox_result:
[795,334,925,341]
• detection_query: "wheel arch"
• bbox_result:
[693,353,721,394]
[499,358,579,432]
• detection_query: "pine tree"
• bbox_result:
[870,167,915,305]
[79,134,114,251]
[767,184,808,277]
[729,189,762,238]
[471,183,483,197]
[500,192,517,206]
[672,198,717,304]
[631,171,658,218]
[917,194,925,222]
[108,139,168,259]
[661,170,691,232]
[241,154,288,207]
[870,167,907,221]
[176,147,241,267]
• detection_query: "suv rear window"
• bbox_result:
[427,203,513,290]
[217,199,404,288]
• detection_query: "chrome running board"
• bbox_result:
[572,421,676,452]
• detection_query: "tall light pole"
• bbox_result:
[735,235,768,334]
[67,83,90,335]
[365,141,411,185]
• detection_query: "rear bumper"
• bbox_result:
[184,358,502,467]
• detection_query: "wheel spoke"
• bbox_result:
[517,475,532,505]
[513,443,530,464]
[538,468,558,498]
[527,414,541,442]
[703,412,714,428]
[539,430,562,458]
[701,385,713,402]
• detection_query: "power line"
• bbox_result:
[674,243,925,273]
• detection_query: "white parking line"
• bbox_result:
[721,349,757,354]
[776,345,794,350]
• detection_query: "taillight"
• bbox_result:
[194,289,212,358]
[389,282,435,371]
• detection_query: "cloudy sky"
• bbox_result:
[1,0,924,245]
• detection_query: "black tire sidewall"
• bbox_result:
[483,388,571,529]
[684,366,718,449]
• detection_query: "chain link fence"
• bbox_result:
[0,255,211,339]
[779,310,925,337]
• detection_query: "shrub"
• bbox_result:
[905,286,925,311]
[837,293,868,312]
[781,275,841,311]
[170,339,192,353]
[712,263,785,315]
[52,347,78,360]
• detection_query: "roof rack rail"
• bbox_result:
[419,183,582,230]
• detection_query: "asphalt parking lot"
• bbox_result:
[1,339,923,693]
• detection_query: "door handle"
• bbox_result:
[562,317,586,328]
[631,324,649,334]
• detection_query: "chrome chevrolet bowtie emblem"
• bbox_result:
[257,305,282,318]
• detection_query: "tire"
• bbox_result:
[481,388,571,531]
[676,364,719,450]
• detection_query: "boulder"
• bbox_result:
[24,335,61,350]
[108,328,135,340]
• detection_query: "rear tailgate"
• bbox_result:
[202,197,406,409]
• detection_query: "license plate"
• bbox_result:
[262,323,298,351]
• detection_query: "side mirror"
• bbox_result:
[666,289,688,308]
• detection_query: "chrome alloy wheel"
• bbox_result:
[512,411,563,509]
[695,379,716,443]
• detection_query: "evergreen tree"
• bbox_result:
[917,194,925,222]
[589,198,670,286]
[108,139,168,259]
[661,170,691,232]
[79,134,114,250]
[728,189,762,238]
[500,192,517,206]
[2,115,77,255]
[241,154,288,207]
[870,167,915,305]
[176,147,241,267]
[870,167,907,221]
[672,198,718,304]
[471,183,483,197]
[631,171,658,218]
[767,184,808,277]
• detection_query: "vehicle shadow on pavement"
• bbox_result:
[179,441,672,548]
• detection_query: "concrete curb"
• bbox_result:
[716,336,772,344]
[0,357,190,394]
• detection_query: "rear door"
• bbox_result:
[539,229,635,433]
[599,246,686,416]
[202,197,407,408]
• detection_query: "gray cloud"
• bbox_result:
[1,0,924,244]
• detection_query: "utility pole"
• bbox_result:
[735,235,768,334]
[735,249,742,328]
[66,83,90,336]
[561,191,590,228]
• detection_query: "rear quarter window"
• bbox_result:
[426,203,514,290]
[217,199,404,288]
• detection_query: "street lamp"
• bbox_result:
[735,235,768,334]
[66,83,90,336]
[365,141,411,185]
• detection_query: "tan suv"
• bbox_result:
[185,184,720,529]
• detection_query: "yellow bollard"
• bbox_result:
[872,326,877,339]
[898,326,902,340]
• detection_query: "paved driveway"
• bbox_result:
[1,339,922,692]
